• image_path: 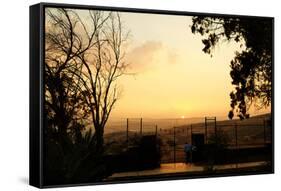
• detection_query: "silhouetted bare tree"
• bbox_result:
[44,8,129,184]
[45,8,128,151]
[45,8,102,142]
[76,12,129,151]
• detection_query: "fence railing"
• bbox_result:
[103,117,272,164]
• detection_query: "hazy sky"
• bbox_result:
[47,8,270,119]
[108,11,270,119]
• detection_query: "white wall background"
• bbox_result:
[0,0,279,190]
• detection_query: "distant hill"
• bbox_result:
[103,113,272,134]
[176,113,271,128]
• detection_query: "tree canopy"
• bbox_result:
[45,8,128,150]
[191,16,273,119]
[44,8,129,184]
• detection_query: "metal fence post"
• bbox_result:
[205,117,208,144]
[140,118,143,136]
[173,127,176,164]
[263,119,266,146]
[235,123,238,168]
[126,118,129,148]
[214,117,217,142]
[190,125,193,144]
[186,127,189,143]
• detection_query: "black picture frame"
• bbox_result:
[30,2,274,188]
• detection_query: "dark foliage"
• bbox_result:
[191,16,272,119]
[44,128,113,185]
[44,8,129,184]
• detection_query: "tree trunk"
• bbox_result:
[95,125,104,152]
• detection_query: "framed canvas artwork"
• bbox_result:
[30,2,274,188]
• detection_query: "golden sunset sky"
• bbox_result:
[47,8,271,120]
[110,11,270,119]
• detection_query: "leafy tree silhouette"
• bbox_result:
[191,16,272,119]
